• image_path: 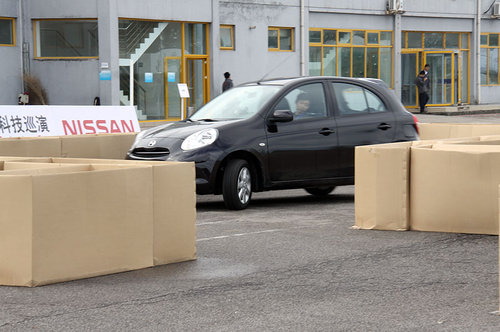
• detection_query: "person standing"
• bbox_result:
[415,65,430,113]
[222,72,233,92]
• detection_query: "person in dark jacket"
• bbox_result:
[415,67,430,113]
[222,72,233,92]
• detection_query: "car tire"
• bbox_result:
[305,186,336,196]
[223,159,252,210]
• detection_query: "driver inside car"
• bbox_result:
[294,93,314,119]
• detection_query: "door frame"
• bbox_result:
[164,56,182,120]
[185,56,209,117]
[423,50,455,106]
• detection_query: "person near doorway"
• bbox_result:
[222,72,233,92]
[423,63,430,76]
[415,66,430,113]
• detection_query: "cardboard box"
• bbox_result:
[410,145,500,235]
[0,133,136,160]
[51,158,197,265]
[355,142,412,231]
[0,137,60,157]
[9,157,197,266]
[419,123,500,140]
[0,164,154,286]
[60,133,136,159]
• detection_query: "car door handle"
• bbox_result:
[377,123,392,131]
[319,128,335,136]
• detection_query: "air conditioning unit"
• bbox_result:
[493,2,500,17]
[388,0,404,12]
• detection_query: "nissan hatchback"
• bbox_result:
[127,77,419,209]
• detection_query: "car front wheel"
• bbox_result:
[305,186,336,196]
[222,159,252,210]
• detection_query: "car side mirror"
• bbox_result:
[268,109,294,123]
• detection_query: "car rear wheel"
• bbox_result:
[223,159,252,210]
[305,186,336,196]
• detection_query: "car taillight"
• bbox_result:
[412,114,419,135]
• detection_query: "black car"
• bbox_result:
[127,76,419,209]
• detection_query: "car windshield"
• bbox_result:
[189,85,281,121]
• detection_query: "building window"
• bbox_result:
[34,19,98,58]
[268,27,293,51]
[0,17,15,46]
[220,25,234,50]
[309,29,392,87]
[481,33,500,85]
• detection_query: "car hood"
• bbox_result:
[140,119,241,139]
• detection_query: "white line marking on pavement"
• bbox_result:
[197,220,237,226]
[196,222,332,242]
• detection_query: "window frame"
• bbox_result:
[480,33,500,86]
[331,81,388,117]
[308,28,393,87]
[220,24,234,50]
[0,17,15,47]
[33,18,99,59]
[268,26,294,52]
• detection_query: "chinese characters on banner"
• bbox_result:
[0,115,50,136]
[0,106,140,138]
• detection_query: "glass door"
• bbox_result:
[401,51,419,107]
[185,57,208,117]
[164,57,182,119]
[424,51,454,106]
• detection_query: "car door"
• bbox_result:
[265,82,338,183]
[330,81,396,177]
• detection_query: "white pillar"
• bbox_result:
[393,13,402,99]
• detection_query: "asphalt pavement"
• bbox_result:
[1,113,500,331]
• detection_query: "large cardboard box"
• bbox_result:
[354,142,412,230]
[60,133,136,159]
[20,157,196,265]
[0,163,154,286]
[0,137,60,157]
[410,144,500,235]
[52,158,197,265]
[354,136,490,232]
[0,133,137,160]
[419,123,500,140]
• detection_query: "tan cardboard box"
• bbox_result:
[0,137,61,157]
[0,133,136,160]
[355,142,412,231]
[30,157,196,265]
[418,123,454,140]
[419,123,500,140]
[353,136,487,232]
[0,164,154,286]
[410,145,500,235]
[60,133,137,159]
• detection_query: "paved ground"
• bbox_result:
[416,112,500,124]
[1,113,500,331]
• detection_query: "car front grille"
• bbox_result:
[131,147,170,159]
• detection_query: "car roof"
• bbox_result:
[241,76,387,88]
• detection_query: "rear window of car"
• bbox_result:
[332,82,387,115]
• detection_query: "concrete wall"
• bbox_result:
[309,12,392,30]
[117,0,212,22]
[402,17,473,32]
[0,0,22,105]
[21,0,99,105]
[216,1,301,94]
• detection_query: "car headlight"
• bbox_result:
[181,128,219,151]
[130,130,147,150]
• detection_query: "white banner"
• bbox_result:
[0,105,141,138]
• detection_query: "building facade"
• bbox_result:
[1,0,500,122]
